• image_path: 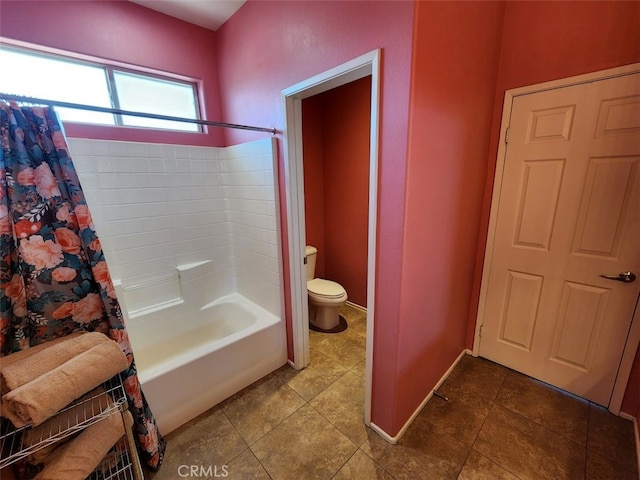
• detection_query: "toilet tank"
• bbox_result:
[305,245,317,281]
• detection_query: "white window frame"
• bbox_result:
[0,41,204,133]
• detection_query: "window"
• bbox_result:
[112,71,200,131]
[0,45,201,132]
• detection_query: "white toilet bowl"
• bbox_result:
[308,278,348,330]
[305,245,348,331]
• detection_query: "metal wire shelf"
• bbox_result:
[0,374,126,470]
[88,439,136,480]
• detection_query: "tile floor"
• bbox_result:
[147,305,638,480]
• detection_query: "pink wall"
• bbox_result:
[302,78,370,308]
[399,1,504,432]
[216,0,414,434]
[302,95,327,278]
[466,0,640,422]
[0,0,224,146]
[10,0,636,437]
[323,78,370,308]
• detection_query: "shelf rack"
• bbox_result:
[89,438,136,480]
[0,374,141,480]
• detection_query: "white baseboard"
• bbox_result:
[369,421,398,444]
[619,411,640,475]
[369,348,471,444]
[346,301,367,314]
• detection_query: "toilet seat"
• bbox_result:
[307,278,347,301]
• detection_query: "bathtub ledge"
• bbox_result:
[176,260,212,272]
[128,298,185,319]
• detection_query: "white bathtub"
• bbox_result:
[126,293,287,434]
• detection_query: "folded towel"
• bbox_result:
[93,412,133,478]
[121,409,144,479]
[34,411,125,480]
[0,332,84,369]
[2,341,127,427]
[1,332,110,395]
[93,437,128,477]
[0,395,25,428]
[24,387,117,465]
[24,387,115,444]
[0,461,19,480]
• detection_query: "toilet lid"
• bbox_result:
[307,278,346,298]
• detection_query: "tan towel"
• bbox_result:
[1,332,110,394]
[33,411,125,480]
[93,413,133,478]
[93,437,128,477]
[0,332,84,368]
[0,394,25,428]
[23,387,115,444]
[2,341,127,427]
[0,330,86,366]
[24,388,117,465]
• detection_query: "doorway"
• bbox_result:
[282,50,381,424]
[475,63,640,414]
[302,76,371,315]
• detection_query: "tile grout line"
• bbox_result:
[493,397,590,450]
[234,362,359,479]
[306,394,361,448]
[215,407,259,467]
[221,377,306,439]
[218,394,294,479]
[314,306,374,478]
[327,443,359,480]
[364,444,399,480]
[212,305,367,480]
[460,371,526,480]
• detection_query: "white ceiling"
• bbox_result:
[129,0,246,31]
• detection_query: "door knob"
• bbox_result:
[600,271,636,283]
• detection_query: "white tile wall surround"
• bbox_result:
[67,137,281,319]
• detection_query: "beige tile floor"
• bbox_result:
[148,305,638,480]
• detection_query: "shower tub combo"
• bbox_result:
[125,290,286,434]
[68,137,288,435]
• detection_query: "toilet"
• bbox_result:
[305,245,348,331]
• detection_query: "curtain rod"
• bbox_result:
[0,93,277,135]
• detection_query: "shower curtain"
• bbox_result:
[0,103,166,471]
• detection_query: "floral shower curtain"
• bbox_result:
[0,102,166,470]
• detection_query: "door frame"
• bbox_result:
[281,49,381,424]
[474,63,640,414]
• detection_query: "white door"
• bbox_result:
[479,72,640,406]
